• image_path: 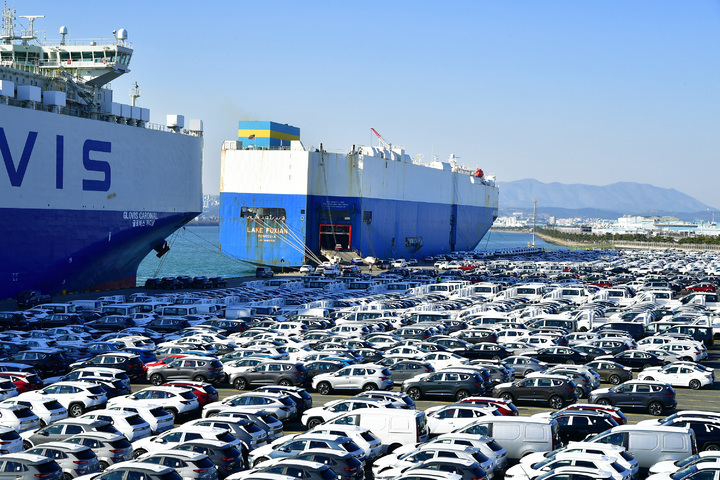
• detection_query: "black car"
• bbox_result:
[172,440,244,479]
[16,290,51,309]
[76,353,144,379]
[588,380,677,416]
[294,449,364,480]
[0,312,29,330]
[401,371,485,401]
[253,385,313,413]
[463,342,512,360]
[86,316,136,333]
[533,347,588,365]
[573,345,609,361]
[584,360,633,385]
[655,416,720,451]
[606,350,665,371]
[10,349,70,377]
[147,318,191,334]
[550,410,619,444]
[493,374,578,409]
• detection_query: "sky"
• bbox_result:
[24,1,720,208]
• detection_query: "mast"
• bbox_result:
[532,198,537,247]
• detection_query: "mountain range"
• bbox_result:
[500,179,714,221]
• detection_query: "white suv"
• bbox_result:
[132,426,240,457]
[312,364,394,395]
[33,381,107,417]
[80,410,152,442]
[1,394,67,425]
[108,386,199,421]
[106,404,174,435]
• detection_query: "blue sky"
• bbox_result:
[26,1,720,208]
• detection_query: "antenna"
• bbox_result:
[129,82,140,106]
[18,14,43,41]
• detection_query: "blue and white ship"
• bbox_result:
[219,122,499,267]
[0,6,203,297]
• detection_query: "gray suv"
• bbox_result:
[26,442,100,478]
[231,361,309,390]
[147,356,224,385]
[0,453,63,480]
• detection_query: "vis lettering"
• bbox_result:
[0,128,112,191]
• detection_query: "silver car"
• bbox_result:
[26,441,100,478]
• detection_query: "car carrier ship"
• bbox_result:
[219,123,499,267]
[0,6,203,297]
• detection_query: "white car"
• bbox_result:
[203,392,296,420]
[309,424,384,461]
[0,404,42,432]
[132,426,240,456]
[505,452,632,480]
[108,386,199,421]
[299,265,315,273]
[638,363,714,390]
[312,364,394,395]
[0,426,24,453]
[421,352,468,371]
[1,394,67,425]
[649,451,720,475]
[424,404,500,435]
[373,443,493,479]
[427,433,508,472]
[33,381,107,417]
[80,409,152,442]
[301,398,396,428]
[106,404,174,435]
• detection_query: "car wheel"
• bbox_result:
[455,389,470,401]
[642,363,652,370]
[609,374,621,385]
[233,378,247,390]
[253,457,268,467]
[192,374,207,383]
[278,379,291,386]
[500,392,514,403]
[565,359,575,365]
[579,327,588,332]
[362,383,378,392]
[523,369,533,377]
[166,408,178,422]
[683,357,693,362]
[549,396,564,410]
[69,403,85,417]
[690,379,702,390]
[597,398,611,406]
[705,444,720,451]
[307,418,323,429]
[64,473,73,480]
[575,387,584,398]
[644,376,654,381]
[407,388,422,401]
[22,440,31,450]
[317,382,332,395]
[492,355,502,361]
[648,401,663,416]
[98,461,109,471]
[132,449,146,459]
[150,373,164,386]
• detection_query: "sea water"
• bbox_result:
[136,225,564,285]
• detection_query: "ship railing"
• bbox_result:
[40,38,134,48]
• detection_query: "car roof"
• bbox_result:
[31,441,89,453]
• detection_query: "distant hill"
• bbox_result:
[501,179,712,220]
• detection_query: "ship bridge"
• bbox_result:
[0,5,131,87]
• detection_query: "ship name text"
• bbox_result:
[1,128,111,191]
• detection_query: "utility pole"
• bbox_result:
[532,199,537,247]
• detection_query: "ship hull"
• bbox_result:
[0,104,203,298]
[220,144,498,267]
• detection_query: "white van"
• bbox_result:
[323,407,429,453]
[455,416,561,460]
[101,303,142,316]
[69,300,103,311]
[589,425,696,470]
[159,305,198,316]
[37,303,77,314]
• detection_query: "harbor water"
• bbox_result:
[136,225,565,286]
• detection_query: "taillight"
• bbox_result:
[220,458,236,462]
[193,469,208,474]
[109,449,124,453]
[181,400,193,405]
[88,395,100,400]
[35,474,54,478]
[73,461,88,465]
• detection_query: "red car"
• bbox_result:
[456,396,519,416]
[686,283,716,293]
[0,372,43,393]
[142,354,188,372]
[163,381,219,407]
[590,280,614,288]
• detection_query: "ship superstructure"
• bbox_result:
[0,6,203,297]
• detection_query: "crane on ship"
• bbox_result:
[371,128,392,150]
